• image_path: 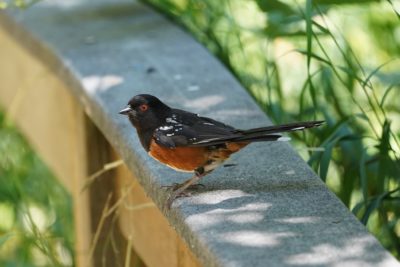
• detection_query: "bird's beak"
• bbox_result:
[119,106,132,115]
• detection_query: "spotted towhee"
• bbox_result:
[119,94,323,208]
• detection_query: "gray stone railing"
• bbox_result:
[1,0,399,266]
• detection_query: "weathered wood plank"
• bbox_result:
[0,25,93,267]
[115,157,201,267]
[84,121,146,267]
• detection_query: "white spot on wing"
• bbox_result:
[278,137,291,141]
[159,126,173,131]
[193,137,221,144]
[166,117,178,123]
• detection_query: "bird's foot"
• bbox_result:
[163,173,204,210]
[163,183,205,210]
[165,190,192,210]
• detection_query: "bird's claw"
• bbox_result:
[162,176,205,210]
[164,191,192,210]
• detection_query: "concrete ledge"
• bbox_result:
[1,0,399,266]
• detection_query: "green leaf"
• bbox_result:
[351,201,365,216]
[312,20,330,34]
[256,0,295,15]
[319,142,333,181]
[360,148,368,203]
[314,0,380,3]
[305,0,313,71]
[361,59,394,88]
[361,188,400,224]
[379,84,396,108]
[0,233,14,246]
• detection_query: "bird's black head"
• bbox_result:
[119,94,171,132]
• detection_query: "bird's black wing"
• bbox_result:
[153,108,323,148]
[153,109,242,148]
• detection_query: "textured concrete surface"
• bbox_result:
[1,0,399,266]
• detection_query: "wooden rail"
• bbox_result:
[0,0,399,266]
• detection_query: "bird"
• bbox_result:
[119,94,323,208]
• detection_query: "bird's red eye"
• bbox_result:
[139,104,148,112]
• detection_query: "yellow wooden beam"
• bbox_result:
[114,158,201,267]
[0,25,93,267]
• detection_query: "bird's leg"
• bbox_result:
[162,166,208,191]
[165,167,208,209]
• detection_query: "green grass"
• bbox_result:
[0,111,74,267]
[143,0,400,259]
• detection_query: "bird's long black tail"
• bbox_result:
[235,120,324,142]
[191,120,323,146]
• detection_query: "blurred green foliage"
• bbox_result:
[0,111,74,266]
[0,0,39,9]
[144,0,400,258]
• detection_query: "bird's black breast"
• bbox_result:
[137,130,154,152]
